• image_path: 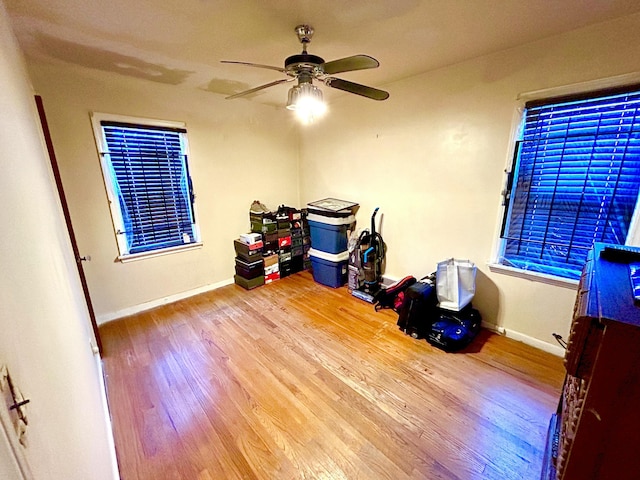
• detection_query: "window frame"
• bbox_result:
[91,112,202,262]
[492,79,640,284]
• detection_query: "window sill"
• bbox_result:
[488,263,579,290]
[117,242,203,263]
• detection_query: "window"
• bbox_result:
[92,114,200,260]
[498,85,640,280]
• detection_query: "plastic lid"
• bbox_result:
[308,248,349,262]
[307,213,356,225]
[307,198,358,212]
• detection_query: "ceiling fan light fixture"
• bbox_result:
[286,83,326,124]
[222,24,389,120]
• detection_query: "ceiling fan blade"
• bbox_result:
[221,60,287,74]
[225,78,292,100]
[321,55,379,75]
[325,77,389,101]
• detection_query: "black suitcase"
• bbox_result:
[397,277,438,338]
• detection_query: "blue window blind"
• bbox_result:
[101,122,196,255]
[501,87,640,280]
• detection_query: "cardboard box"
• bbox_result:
[265,272,280,284]
[234,239,263,261]
[278,236,292,248]
[234,274,264,290]
[240,232,262,244]
[263,253,279,267]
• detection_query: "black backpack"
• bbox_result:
[373,276,416,312]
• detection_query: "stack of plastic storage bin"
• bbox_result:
[307,198,358,288]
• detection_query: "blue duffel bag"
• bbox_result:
[427,305,481,352]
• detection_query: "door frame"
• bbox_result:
[34,95,103,354]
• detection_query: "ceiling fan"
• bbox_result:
[221,25,390,104]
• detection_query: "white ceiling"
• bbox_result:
[6,0,640,107]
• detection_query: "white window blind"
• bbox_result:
[499,86,640,279]
[100,121,197,256]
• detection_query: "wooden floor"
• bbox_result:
[100,271,565,480]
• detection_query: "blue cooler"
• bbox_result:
[307,213,356,254]
[309,248,349,288]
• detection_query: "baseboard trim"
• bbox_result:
[482,321,565,357]
[97,278,234,325]
[481,320,501,333]
[95,354,121,480]
[503,328,566,356]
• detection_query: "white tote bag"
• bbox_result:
[436,258,477,311]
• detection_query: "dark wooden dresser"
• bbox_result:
[541,243,640,480]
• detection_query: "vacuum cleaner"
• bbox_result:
[350,208,385,302]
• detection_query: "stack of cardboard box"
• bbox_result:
[233,233,264,289]
[234,204,311,290]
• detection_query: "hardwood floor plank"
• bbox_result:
[100,271,564,479]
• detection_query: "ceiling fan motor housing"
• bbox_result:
[285,53,325,78]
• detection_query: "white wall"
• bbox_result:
[17,11,640,352]
[26,62,301,322]
[0,2,117,477]
[299,13,640,352]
